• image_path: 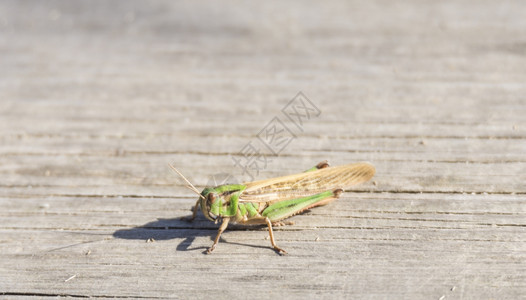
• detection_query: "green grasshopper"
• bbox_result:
[170,161,375,254]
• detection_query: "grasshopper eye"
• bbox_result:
[208,193,216,203]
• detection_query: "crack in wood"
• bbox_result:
[0,292,163,298]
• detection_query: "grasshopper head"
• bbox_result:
[200,187,221,221]
[168,164,224,222]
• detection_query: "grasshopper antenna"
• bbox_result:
[168,163,205,200]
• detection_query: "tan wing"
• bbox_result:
[239,162,375,203]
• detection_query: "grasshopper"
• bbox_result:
[170,161,375,254]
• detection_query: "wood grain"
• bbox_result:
[1,0,525,298]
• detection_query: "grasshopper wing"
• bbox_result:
[239,162,375,202]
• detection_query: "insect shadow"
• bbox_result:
[112,216,269,253]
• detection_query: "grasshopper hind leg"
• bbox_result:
[304,188,343,210]
[304,160,330,172]
[315,160,330,170]
[272,220,295,227]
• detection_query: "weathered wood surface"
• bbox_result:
[1,0,525,298]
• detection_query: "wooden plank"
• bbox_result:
[1,0,525,298]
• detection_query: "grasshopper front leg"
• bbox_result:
[207,217,230,254]
[181,199,200,222]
